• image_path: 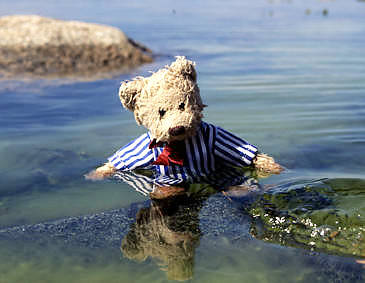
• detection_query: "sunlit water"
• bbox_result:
[1,0,365,282]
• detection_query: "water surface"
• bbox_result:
[1,0,365,282]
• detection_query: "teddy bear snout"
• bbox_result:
[168,126,185,136]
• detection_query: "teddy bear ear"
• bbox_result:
[119,78,143,111]
[170,56,197,82]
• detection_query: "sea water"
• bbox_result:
[0,0,365,282]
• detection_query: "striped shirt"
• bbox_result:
[108,121,258,184]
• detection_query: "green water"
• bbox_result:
[1,0,365,282]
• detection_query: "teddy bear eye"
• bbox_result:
[159,109,166,117]
[178,103,185,110]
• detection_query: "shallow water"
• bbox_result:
[1,0,365,282]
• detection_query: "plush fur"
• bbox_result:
[86,56,282,181]
[119,56,204,142]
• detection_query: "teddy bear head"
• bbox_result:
[119,56,205,143]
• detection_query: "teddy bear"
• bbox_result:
[120,168,265,280]
[87,56,283,182]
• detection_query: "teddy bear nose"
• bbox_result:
[169,126,186,136]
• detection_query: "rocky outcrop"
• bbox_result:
[0,15,153,80]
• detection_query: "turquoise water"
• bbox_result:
[1,0,365,282]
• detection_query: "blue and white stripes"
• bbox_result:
[215,126,258,168]
[113,168,260,196]
[108,121,258,183]
[108,133,154,170]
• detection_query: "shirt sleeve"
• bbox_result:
[107,133,155,171]
[213,126,258,167]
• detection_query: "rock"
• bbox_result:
[0,15,153,80]
[0,193,363,282]
[0,192,248,245]
[247,178,365,258]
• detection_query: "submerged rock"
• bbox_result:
[0,191,363,282]
[0,147,92,197]
[247,178,365,258]
[0,15,153,80]
[0,191,249,247]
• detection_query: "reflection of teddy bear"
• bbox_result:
[88,56,282,181]
[121,193,202,281]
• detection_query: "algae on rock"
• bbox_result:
[247,178,365,258]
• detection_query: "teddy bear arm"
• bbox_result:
[213,126,259,168]
[104,133,157,171]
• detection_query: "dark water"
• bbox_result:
[1,0,365,282]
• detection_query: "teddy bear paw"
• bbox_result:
[253,153,284,176]
[85,162,116,181]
